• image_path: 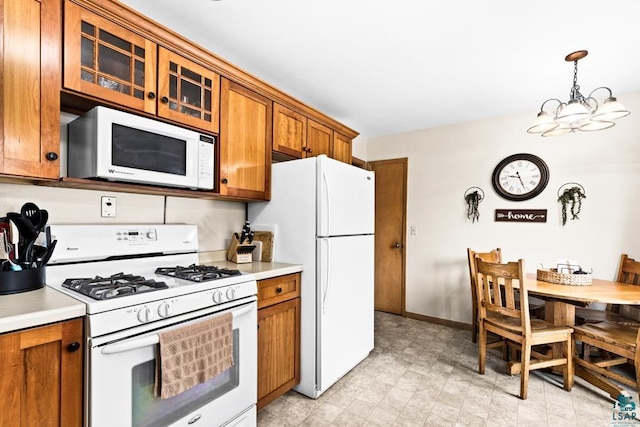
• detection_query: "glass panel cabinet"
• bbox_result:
[157,48,220,134]
[63,0,157,113]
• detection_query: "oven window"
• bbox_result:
[112,123,187,176]
[131,329,240,427]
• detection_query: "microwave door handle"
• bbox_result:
[100,304,255,355]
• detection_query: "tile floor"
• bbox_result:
[257,311,637,426]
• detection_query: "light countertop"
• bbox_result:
[207,260,303,281]
[0,286,86,334]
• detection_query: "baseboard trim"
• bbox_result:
[404,311,472,331]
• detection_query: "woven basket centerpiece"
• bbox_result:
[537,267,592,286]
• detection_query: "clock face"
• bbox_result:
[491,153,549,201]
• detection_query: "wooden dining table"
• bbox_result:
[525,273,640,326]
[524,273,640,398]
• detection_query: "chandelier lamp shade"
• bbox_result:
[527,50,630,137]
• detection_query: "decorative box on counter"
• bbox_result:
[226,235,256,264]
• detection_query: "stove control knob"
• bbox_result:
[137,306,153,323]
[157,302,172,318]
[226,287,237,300]
[212,290,224,304]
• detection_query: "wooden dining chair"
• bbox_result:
[575,254,640,326]
[476,258,574,399]
[572,319,640,399]
[467,248,502,343]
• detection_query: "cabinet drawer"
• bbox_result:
[258,273,300,309]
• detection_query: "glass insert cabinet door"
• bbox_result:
[157,48,220,134]
[63,0,157,113]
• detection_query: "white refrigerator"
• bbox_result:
[248,155,374,398]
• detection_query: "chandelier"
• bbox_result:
[527,50,630,137]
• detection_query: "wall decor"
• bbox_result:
[491,153,549,201]
[495,209,547,223]
[557,183,586,226]
[464,187,484,223]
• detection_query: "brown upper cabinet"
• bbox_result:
[333,132,353,164]
[273,103,307,158]
[219,78,272,200]
[272,106,352,163]
[306,119,333,159]
[0,0,61,179]
[63,0,220,134]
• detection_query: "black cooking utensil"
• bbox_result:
[20,203,48,235]
[7,212,38,265]
[38,240,57,267]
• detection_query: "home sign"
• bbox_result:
[494,209,547,223]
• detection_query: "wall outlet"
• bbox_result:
[410,225,417,235]
[101,196,116,217]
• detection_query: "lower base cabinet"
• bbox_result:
[257,273,301,410]
[0,318,83,427]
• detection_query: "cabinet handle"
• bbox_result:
[148,92,156,100]
[276,287,282,293]
[161,96,169,104]
[45,152,58,161]
[67,342,81,352]
[221,178,228,184]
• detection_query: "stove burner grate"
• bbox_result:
[155,264,242,282]
[62,272,168,300]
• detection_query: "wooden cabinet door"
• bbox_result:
[332,131,353,164]
[257,298,300,409]
[273,103,306,158]
[63,0,157,113]
[219,78,272,200]
[0,318,83,427]
[1,0,60,179]
[306,120,332,158]
[157,48,220,134]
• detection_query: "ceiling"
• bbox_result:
[119,0,640,139]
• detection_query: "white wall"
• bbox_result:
[363,91,640,324]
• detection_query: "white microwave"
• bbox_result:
[68,106,215,190]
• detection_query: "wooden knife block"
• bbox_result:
[226,235,256,264]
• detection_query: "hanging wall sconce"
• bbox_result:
[464,187,484,223]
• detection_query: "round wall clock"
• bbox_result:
[491,153,549,201]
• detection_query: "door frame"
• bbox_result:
[369,157,407,316]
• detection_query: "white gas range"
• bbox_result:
[45,224,257,427]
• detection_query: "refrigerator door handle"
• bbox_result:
[321,238,330,314]
[321,167,331,236]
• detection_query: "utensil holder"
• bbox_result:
[226,235,256,264]
[0,266,45,295]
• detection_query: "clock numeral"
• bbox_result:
[529,180,537,186]
[509,186,514,192]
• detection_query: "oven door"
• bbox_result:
[88,298,257,427]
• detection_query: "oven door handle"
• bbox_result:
[100,304,254,355]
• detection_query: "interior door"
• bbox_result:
[370,158,407,315]
[317,235,374,393]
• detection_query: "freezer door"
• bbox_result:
[317,235,374,394]
[317,156,374,237]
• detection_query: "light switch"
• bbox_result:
[410,225,417,235]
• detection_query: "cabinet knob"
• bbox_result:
[392,242,401,249]
[67,342,81,352]
[148,92,156,100]
[45,152,58,161]
[161,96,169,104]
[221,178,228,184]
[276,287,282,293]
